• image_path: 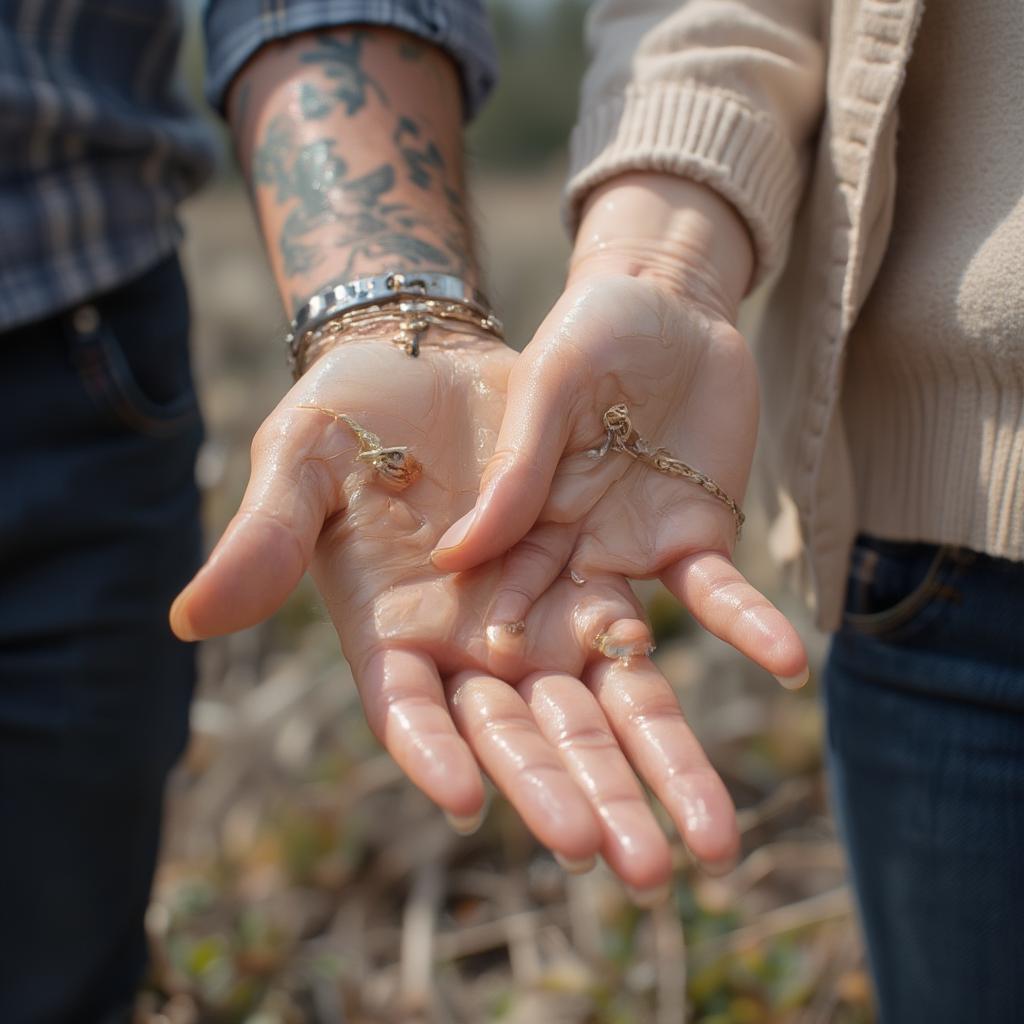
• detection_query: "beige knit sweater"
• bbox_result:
[565,0,1024,631]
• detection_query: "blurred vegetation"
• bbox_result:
[467,0,589,170]
[139,608,864,1024]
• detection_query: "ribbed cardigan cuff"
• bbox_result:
[565,83,804,287]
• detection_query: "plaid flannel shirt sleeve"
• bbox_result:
[203,0,497,119]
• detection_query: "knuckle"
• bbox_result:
[379,686,438,716]
[519,761,569,788]
[662,765,722,797]
[494,581,536,607]
[241,503,299,544]
[597,791,648,814]
[298,453,341,511]
[478,713,536,741]
[250,415,286,457]
[479,447,515,491]
[627,695,687,729]
[508,536,560,572]
[713,594,774,636]
[555,725,616,753]
[484,444,553,495]
[699,576,755,621]
[367,692,439,742]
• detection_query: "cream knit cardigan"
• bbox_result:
[565,0,927,631]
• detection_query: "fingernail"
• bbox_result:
[487,592,527,633]
[554,852,596,875]
[434,507,477,554]
[699,853,739,877]
[169,592,199,643]
[485,619,527,648]
[445,809,484,836]
[774,667,810,690]
[593,619,656,666]
[594,634,656,665]
[626,882,671,909]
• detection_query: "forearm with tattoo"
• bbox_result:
[229,28,475,314]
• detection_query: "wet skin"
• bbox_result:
[173,32,809,896]
[172,331,749,890]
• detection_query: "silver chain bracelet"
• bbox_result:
[286,271,500,376]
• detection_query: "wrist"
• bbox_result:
[299,321,508,381]
[294,290,506,377]
[567,173,755,321]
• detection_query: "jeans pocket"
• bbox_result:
[66,274,200,440]
[841,535,963,641]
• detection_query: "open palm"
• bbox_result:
[432,274,809,689]
[171,331,740,889]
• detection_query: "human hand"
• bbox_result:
[190,28,744,894]
[170,333,735,893]
[432,175,807,687]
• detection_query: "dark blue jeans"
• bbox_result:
[825,535,1024,1022]
[0,256,202,1023]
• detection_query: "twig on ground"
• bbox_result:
[736,777,817,834]
[728,840,846,896]
[400,859,445,1013]
[689,886,852,967]
[652,901,687,1024]
[797,925,863,1024]
[434,907,570,961]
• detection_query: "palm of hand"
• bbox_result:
[173,333,727,888]
[297,341,642,674]
[542,275,755,571]
[436,274,808,687]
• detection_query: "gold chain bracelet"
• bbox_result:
[587,403,745,538]
[293,298,505,379]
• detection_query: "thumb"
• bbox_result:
[170,413,335,640]
[431,352,573,572]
